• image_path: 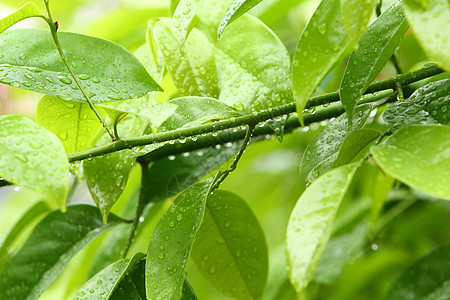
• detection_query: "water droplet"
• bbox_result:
[176,214,183,221]
[79,74,91,80]
[57,93,73,101]
[208,266,216,274]
[158,253,165,259]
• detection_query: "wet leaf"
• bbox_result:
[300,104,372,186]
[0,205,122,300]
[191,190,268,300]
[145,179,213,300]
[404,0,450,71]
[340,0,408,127]
[286,162,360,297]
[0,2,44,33]
[84,150,134,224]
[292,0,351,125]
[74,253,144,300]
[371,124,450,200]
[386,243,450,300]
[340,0,377,46]
[383,78,450,130]
[0,29,162,103]
[267,115,288,143]
[0,115,69,208]
[217,0,263,37]
[216,14,292,112]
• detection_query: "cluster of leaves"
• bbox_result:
[0,0,449,299]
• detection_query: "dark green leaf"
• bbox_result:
[74,252,144,300]
[191,190,268,299]
[371,124,450,200]
[340,0,377,45]
[403,0,450,71]
[110,259,146,300]
[0,205,122,300]
[292,0,351,124]
[0,115,69,208]
[286,162,360,296]
[340,0,408,127]
[181,279,198,299]
[386,243,450,300]
[300,104,372,186]
[217,0,263,37]
[0,29,161,102]
[146,179,213,300]
[0,2,44,34]
[383,78,450,130]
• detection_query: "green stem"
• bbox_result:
[67,64,444,163]
[43,0,116,141]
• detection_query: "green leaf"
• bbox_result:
[383,78,450,130]
[145,179,213,300]
[0,205,122,300]
[191,190,268,300]
[0,29,162,103]
[292,0,351,125]
[386,243,450,300]
[216,14,292,111]
[151,18,219,98]
[0,2,44,34]
[340,0,408,127]
[171,0,182,16]
[217,0,263,37]
[333,128,382,167]
[0,115,69,208]
[0,201,50,261]
[286,162,360,297]
[404,0,450,71]
[84,150,134,224]
[371,124,450,200]
[251,0,306,27]
[340,0,377,45]
[300,104,372,186]
[181,279,198,299]
[74,253,144,300]
[36,96,102,153]
[172,0,200,44]
[101,106,128,129]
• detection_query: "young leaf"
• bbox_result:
[403,0,450,71]
[0,205,122,300]
[286,162,360,297]
[371,124,450,200]
[172,0,199,44]
[383,78,450,130]
[340,0,408,127]
[217,0,263,37]
[386,243,450,300]
[0,2,44,34]
[292,0,351,125]
[36,96,102,153]
[340,0,376,46]
[145,179,213,300]
[0,115,69,208]
[300,104,372,186]
[150,18,219,98]
[74,252,144,300]
[216,14,292,111]
[0,29,162,103]
[191,190,268,300]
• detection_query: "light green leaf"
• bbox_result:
[370,171,394,226]
[145,179,213,300]
[386,243,450,300]
[0,205,122,300]
[191,190,268,300]
[251,0,306,27]
[340,0,377,45]
[340,0,408,127]
[300,104,372,186]
[404,0,450,71]
[151,18,219,97]
[74,253,144,300]
[171,0,181,16]
[383,78,450,130]
[371,124,450,200]
[217,0,263,37]
[172,0,199,44]
[333,128,382,167]
[0,115,69,208]
[286,162,360,297]
[36,96,102,153]
[84,150,134,224]
[0,29,162,103]
[216,14,292,112]
[292,0,351,125]
[0,2,44,34]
